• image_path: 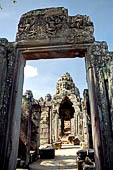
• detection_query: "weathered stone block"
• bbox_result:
[39,147,55,159]
[16,7,94,44]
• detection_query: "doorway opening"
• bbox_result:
[59,96,74,138]
[15,41,93,170]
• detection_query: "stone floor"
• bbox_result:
[29,144,80,170]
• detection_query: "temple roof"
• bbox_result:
[56,72,80,97]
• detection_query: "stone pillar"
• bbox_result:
[74,115,77,136]
[73,108,77,136]
[0,40,25,170]
[31,103,41,155]
[82,89,93,148]
[58,118,61,138]
[78,114,81,136]
[9,56,25,170]
[86,42,113,170]
[51,109,56,142]
[55,113,58,142]
[36,117,40,154]
[86,62,104,170]
[25,101,32,167]
[108,59,113,132]
[50,109,52,144]
[48,107,50,144]
[76,114,79,135]
[74,106,82,137]
[0,40,8,170]
[40,110,49,145]
[79,114,83,136]
[71,118,75,136]
[83,111,88,143]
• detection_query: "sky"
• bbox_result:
[0,0,113,99]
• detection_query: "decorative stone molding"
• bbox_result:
[16,7,94,44]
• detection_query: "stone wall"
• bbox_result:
[16,7,94,44]
[19,90,40,159]
[0,38,19,170]
[86,41,113,169]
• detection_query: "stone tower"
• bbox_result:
[52,72,82,142]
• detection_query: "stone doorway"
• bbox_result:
[59,96,75,138]
[0,7,113,170]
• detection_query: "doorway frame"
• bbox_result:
[8,39,103,170]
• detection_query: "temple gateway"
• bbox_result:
[0,7,113,170]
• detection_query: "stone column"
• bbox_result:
[58,119,61,138]
[71,118,75,136]
[31,103,41,155]
[75,114,78,136]
[25,101,32,167]
[76,114,78,135]
[55,113,58,142]
[77,114,82,136]
[50,109,52,144]
[86,63,104,170]
[8,55,25,170]
[86,42,113,170]
[0,42,8,170]
[78,115,80,136]
[74,115,77,136]
[82,89,93,148]
[83,111,88,143]
[36,113,40,154]
[72,108,76,136]
[37,120,40,154]
[108,59,113,132]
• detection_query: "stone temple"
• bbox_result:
[19,72,92,158]
[0,7,113,170]
[40,72,84,145]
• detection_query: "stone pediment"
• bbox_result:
[16,7,94,44]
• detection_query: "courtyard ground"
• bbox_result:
[29,144,80,170]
